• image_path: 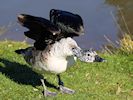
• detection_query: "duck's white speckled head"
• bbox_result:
[79,50,106,62]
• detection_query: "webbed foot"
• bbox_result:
[59,85,75,94]
[42,90,57,97]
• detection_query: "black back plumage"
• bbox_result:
[17,9,84,50]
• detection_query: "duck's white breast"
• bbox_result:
[32,37,78,74]
[46,56,68,74]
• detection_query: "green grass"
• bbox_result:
[0,41,133,100]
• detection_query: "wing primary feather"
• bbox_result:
[50,9,84,37]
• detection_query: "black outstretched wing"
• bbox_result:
[18,14,61,41]
[50,9,84,38]
[18,14,61,50]
[17,10,84,50]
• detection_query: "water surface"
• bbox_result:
[0,0,129,49]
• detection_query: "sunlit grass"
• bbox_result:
[0,41,133,100]
[119,34,133,54]
[104,33,133,55]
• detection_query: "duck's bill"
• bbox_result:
[94,55,106,62]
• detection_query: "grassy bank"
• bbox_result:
[0,41,133,100]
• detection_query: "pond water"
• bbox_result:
[0,0,132,50]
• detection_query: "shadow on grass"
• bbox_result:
[0,58,58,89]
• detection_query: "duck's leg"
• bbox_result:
[57,75,75,94]
[40,79,57,97]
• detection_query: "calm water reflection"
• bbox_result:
[1,0,130,49]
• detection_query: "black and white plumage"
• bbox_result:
[15,38,81,74]
[15,37,83,96]
[18,14,60,50]
[15,38,104,96]
[18,9,84,50]
[15,9,105,97]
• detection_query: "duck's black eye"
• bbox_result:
[88,54,90,56]
[72,48,75,50]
